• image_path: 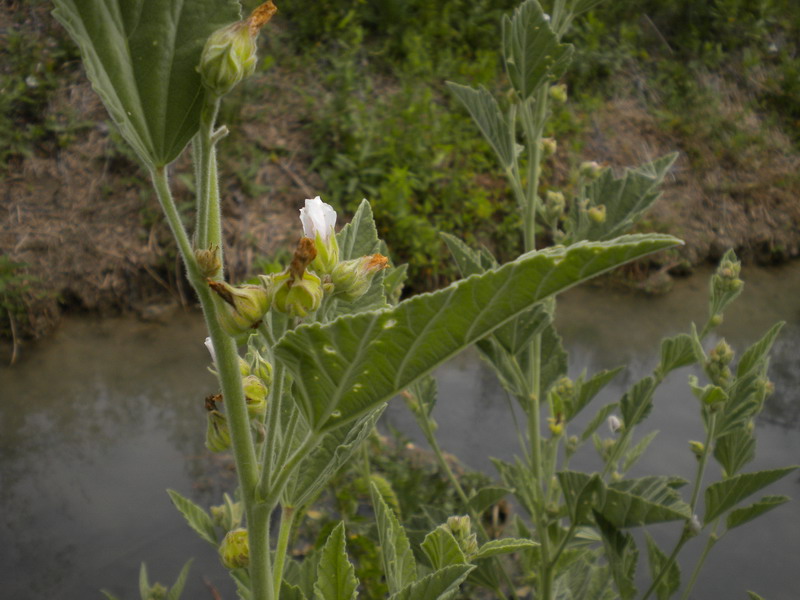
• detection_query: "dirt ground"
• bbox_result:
[3,23,800,344]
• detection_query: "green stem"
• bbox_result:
[260,361,285,492]
[640,535,688,600]
[680,529,719,600]
[263,431,321,507]
[690,413,717,512]
[272,505,297,598]
[196,95,222,252]
[250,503,275,600]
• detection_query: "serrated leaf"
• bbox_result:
[314,522,358,600]
[580,403,619,442]
[441,232,487,278]
[747,591,766,600]
[622,431,659,473]
[167,559,193,600]
[594,511,638,600]
[276,235,682,432]
[371,481,416,594]
[598,476,691,528]
[737,322,784,378]
[389,564,474,600]
[557,471,603,524]
[53,0,241,166]
[501,0,573,99]
[726,495,790,530]
[473,538,538,560]
[383,263,408,305]
[644,533,680,600]
[446,83,513,168]
[566,367,624,422]
[282,581,309,600]
[659,333,697,375]
[421,526,467,569]
[167,489,217,546]
[714,372,767,439]
[619,376,656,429]
[337,199,381,260]
[704,467,797,524]
[468,486,511,515]
[713,429,756,477]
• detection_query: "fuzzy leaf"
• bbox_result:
[619,376,656,429]
[580,403,619,442]
[737,322,784,378]
[704,467,798,524]
[389,564,474,600]
[594,512,638,600]
[622,431,659,473]
[468,486,511,515]
[726,495,790,530]
[276,235,682,432]
[473,538,538,560]
[558,471,603,524]
[282,581,309,600]
[337,199,381,260]
[644,533,680,600]
[714,429,756,477]
[659,333,697,375]
[371,481,416,594]
[314,522,358,600]
[598,476,691,528]
[167,559,193,600]
[566,367,624,422]
[53,0,241,166]
[447,83,514,168]
[421,526,467,569]
[501,0,573,99]
[167,489,217,546]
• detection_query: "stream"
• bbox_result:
[1,263,798,599]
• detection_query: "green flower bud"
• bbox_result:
[198,2,277,97]
[195,246,222,278]
[242,374,268,419]
[710,314,723,327]
[540,136,557,157]
[206,410,231,452]
[446,516,478,557]
[588,204,607,224]
[272,269,323,317]
[208,280,271,336]
[547,416,564,436]
[545,190,566,221]
[689,440,705,458]
[210,504,226,528]
[611,470,623,482]
[579,161,604,179]
[219,528,250,569]
[549,83,568,104]
[331,254,390,302]
[146,583,168,600]
[245,344,272,384]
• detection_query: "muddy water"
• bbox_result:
[1,264,798,599]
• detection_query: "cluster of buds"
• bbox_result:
[198,1,277,97]
[219,528,250,569]
[544,190,566,223]
[706,339,735,387]
[446,516,478,558]
[579,161,604,180]
[549,83,568,104]
[713,254,743,294]
[540,137,558,157]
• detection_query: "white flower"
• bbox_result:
[205,337,217,364]
[299,196,336,242]
[607,415,622,433]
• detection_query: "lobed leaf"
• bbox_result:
[658,333,697,376]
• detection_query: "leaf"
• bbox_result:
[713,429,756,477]
[644,533,680,600]
[658,333,697,376]
[473,538,539,560]
[421,526,467,569]
[167,559,194,600]
[446,83,513,168]
[566,367,624,422]
[557,471,603,524]
[622,431,659,473]
[594,511,638,600]
[726,495,790,530]
[100,592,121,600]
[619,376,656,429]
[337,199,382,260]
[388,564,474,600]
[704,467,798,524]
[737,322,784,378]
[747,591,766,600]
[440,232,488,278]
[139,563,150,600]
[53,0,241,166]
[580,403,619,442]
[282,581,309,600]
[501,0,573,99]
[383,263,408,305]
[276,234,682,432]
[314,522,359,600]
[371,481,416,594]
[468,486,511,515]
[167,489,217,546]
[598,476,691,528]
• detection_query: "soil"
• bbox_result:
[3,9,800,349]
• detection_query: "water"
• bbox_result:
[1,264,798,599]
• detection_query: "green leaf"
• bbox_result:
[713,429,756,477]
[276,234,682,432]
[726,495,790,530]
[421,526,467,569]
[747,591,766,600]
[557,471,603,524]
[598,476,691,528]
[167,559,194,600]
[383,263,408,305]
[622,431,659,473]
[52,0,241,166]
[371,481,416,594]
[314,522,359,600]
[446,83,513,168]
[501,0,573,99]
[167,489,217,546]
[468,486,511,515]
[282,581,309,600]
[594,511,638,600]
[580,403,619,442]
[714,372,767,439]
[440,232,489,278]
[566,367,624,422]
[619,376,656,429]
[139,563,150,600]
[644,533,680,600]
[704,467,798,524]
[737,322,784,378]
[659,333,697,376]
[389,565,474,600]
[473,538,538,560]
[101,592,121,600]
[337,199,382,260]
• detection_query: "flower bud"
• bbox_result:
[547,416,564,436]
[272,269,323,317]
[219,528,250,569]
[611,470,623,482]
[689,440,705,458]
[245,345,272,384]
[208,280,271,335]
[549,83,568,104]
[545,190,566,221]
[588,204,607,224]
[331,254,390,302]
[198,1,277,97]
[242,375,268,419]
[300,196,339,274]
[540,137,557,157]
[709,314,723,327]
[607,415,623,434]
[195,246,222,278]
[206,410,231,452]
[446,516,478,558]
[579,161,604,180]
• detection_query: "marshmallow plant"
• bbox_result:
[54,1,793,599]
